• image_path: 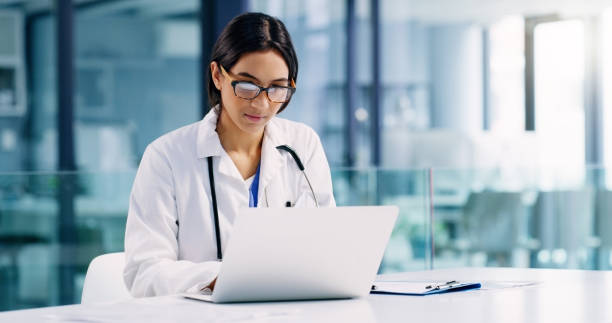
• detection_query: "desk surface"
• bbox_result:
[1,267,611,323]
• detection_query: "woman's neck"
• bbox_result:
[216,109,264,157]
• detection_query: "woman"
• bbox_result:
[123,12,336,297]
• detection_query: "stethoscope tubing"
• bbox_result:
[206,145,319,261]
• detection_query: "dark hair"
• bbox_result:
[207,12,298,113]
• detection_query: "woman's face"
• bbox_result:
[211,49,290,135]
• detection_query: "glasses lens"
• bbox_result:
[234,82,260,99]
[267,87,292,103]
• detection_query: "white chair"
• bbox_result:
[81,252,133,304]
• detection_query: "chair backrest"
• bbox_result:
[596,190,612,247]
[534,190,595,251]
[462,191,527,252]
[81,252,132,304]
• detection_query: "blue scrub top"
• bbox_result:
[248,163,261,207]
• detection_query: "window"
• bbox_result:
[488,15,525,135]
[533,19,586,188]
[74,2,201,171]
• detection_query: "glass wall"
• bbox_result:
[7,0,612,174]
[1,0,202,310]
[26,1,201,172]
[2,0,612,313]
[332,168,433,272]
[0,7,31,173]
[0,171,133,310]
[431,166,611,271]
[376,1,611,175]
[379,0,432,169]
[74,2,200,172]
[0,169,432,310]
[2,166,610,310]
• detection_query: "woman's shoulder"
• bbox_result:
[146,120,203,157]
[270,117,318,138]
[268,117,322,151]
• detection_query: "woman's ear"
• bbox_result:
[210,61,222,90]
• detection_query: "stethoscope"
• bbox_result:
[206,144,319,260]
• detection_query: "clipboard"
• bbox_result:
[370,280,481,296]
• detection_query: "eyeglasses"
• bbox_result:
[219,65,296,103]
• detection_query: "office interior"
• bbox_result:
[0,0,611,311]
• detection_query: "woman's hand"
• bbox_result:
[201,278,217,294]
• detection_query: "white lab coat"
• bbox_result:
[123,108,336,297]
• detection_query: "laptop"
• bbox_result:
[183,205,398,303]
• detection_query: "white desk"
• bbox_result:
[1,267,611,323]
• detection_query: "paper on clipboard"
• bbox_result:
[370,281,482,296]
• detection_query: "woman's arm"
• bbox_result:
[123,144,220,297]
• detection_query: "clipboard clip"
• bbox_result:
[425,280,459,291]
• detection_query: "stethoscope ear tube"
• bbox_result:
[207,156,223,261]
[276,145,318,207]
[276,145,305,171]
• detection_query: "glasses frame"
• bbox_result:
[219,65,296,103]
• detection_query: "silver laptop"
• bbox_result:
[183,206,398,303]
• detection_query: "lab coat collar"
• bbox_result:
[196,106,224,159]
[196,106,285,192]
[258,118,284,200]
[197,107,241,180]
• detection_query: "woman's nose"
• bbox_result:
[251,90,271,110]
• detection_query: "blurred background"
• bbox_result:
[0,0,611,310]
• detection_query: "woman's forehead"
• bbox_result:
[231,50,289,82]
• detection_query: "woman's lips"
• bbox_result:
[244,113,264,122]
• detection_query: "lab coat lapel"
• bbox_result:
[196,107,237,178]
[196,107,223,159]
[258,119,284,205]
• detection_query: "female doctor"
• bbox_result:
[123,12,336,297]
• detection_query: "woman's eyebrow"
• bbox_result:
[236,72,289,83]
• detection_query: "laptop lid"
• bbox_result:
[208,205,398,303]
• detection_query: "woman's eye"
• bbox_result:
[237,82,259,91]
[268,87,287,95]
